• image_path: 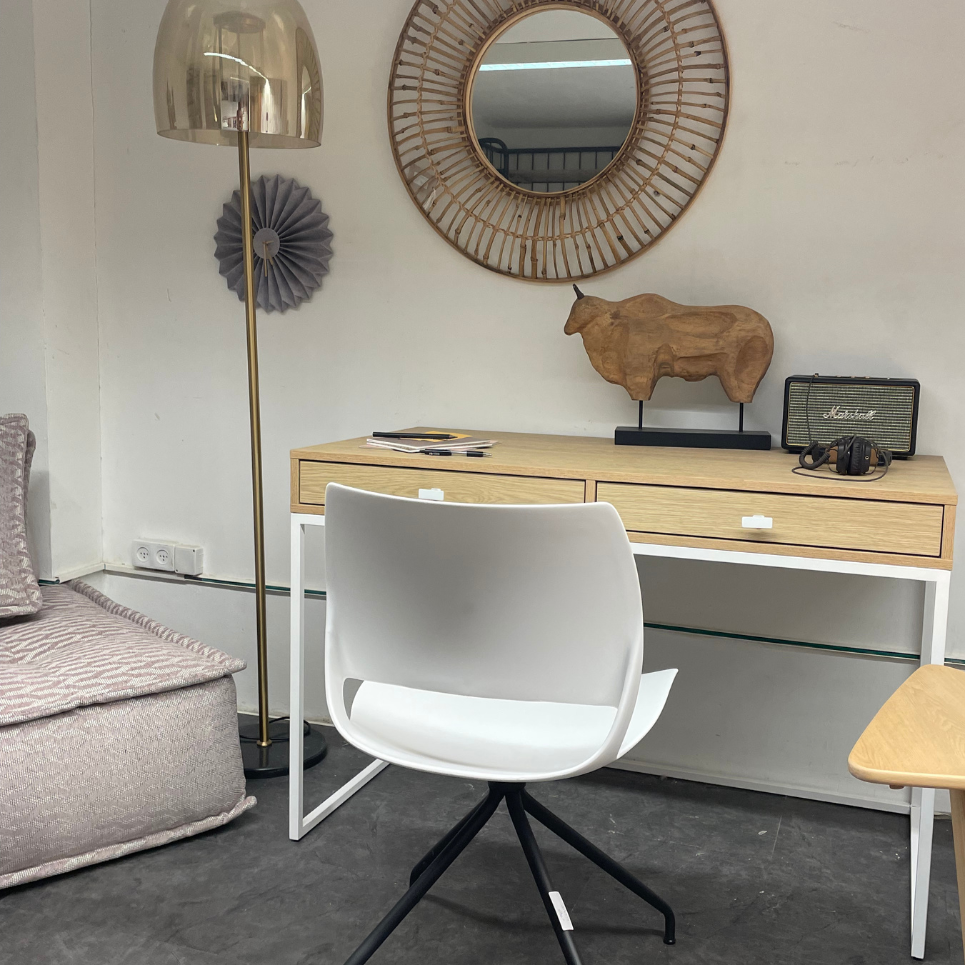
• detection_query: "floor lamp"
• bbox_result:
[153,0,328,777]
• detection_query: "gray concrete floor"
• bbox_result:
[1,726,962,965]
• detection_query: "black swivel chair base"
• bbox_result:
[342,782,676,965]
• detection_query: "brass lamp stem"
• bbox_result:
[237,131,271,749]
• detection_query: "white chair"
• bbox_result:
[324,482,678,965]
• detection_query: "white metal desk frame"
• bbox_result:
[289,511,950,959]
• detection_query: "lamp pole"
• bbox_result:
[153,0,329,778]
[236,128,271,750]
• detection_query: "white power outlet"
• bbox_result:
[131,540,203,576]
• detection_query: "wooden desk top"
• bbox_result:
[293,428,957,507]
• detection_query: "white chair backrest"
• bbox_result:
[324,483,643,708]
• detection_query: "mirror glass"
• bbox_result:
[471,11,636,194]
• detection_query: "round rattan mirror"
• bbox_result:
[388,0,729,282]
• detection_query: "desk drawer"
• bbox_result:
[299,461,585,506]
[596,483,944,557]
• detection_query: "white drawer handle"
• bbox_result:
[419,488,445,501]
[742,515,773,529]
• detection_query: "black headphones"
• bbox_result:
[797,436,892,479]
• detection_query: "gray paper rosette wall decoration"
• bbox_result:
[214,174,333,313]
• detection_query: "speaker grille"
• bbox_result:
[783,379,918,455]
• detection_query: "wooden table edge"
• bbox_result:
[847,758,965,792]
[290,450,957,506]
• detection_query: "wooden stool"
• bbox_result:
[849,664,965,958]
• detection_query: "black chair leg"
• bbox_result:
[522,789,676,945]
[343,785,504,965]
[505,787,584,965]
[409,795,490,886]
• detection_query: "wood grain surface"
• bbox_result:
[598,482,944,557]
[851,668,965,964]
[623,531,953,570]
[298,461,584,508]
[564,291,774,403]
[293,429,957,504]
[292,429,956,568]
[849,665,965,789]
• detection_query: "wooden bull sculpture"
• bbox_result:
[564,287,774,404]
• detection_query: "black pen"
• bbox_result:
[424,449,488,457]
[372,431,457,440]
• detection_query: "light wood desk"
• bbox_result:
[289,429,956,958]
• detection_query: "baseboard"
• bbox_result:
[607,758,917,815]
[48,561,106,582]
[101,562,327,597]
[239,706,334,729]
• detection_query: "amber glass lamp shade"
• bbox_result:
[153,0,322,149]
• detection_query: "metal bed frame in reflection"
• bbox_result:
[479,137,622,192]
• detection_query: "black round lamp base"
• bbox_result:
[239,717,328,779]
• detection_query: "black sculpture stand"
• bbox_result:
[341,783,675,965]
[615,426,771,450]
[239,715,327,779]
[615,402,772,451]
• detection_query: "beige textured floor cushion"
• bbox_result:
[0,582,255,888]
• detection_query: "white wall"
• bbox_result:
[78,0,965,808]
[0,0,103,580]
[31,0,104,578]
[0,0,52,577]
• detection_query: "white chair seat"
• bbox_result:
[349,668,677,782]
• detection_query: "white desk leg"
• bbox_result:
[288,514,389,841]
[300,759,390,837]
[289,516,307,841]
[910,574,950,959]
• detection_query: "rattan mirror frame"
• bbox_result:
[388,0,729,282]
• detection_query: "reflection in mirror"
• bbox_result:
[471,11,636,193]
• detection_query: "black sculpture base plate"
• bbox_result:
[615,426,772,450]
[238,715,328,779]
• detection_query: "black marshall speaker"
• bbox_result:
[782,375,920,458]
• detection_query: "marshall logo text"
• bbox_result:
[822,405,877,421]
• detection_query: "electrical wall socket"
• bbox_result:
[131,540,203,576]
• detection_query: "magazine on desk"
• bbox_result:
[365,431,497,454]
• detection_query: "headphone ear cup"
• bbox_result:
[834,438,849,474]
[852,438,872,475]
